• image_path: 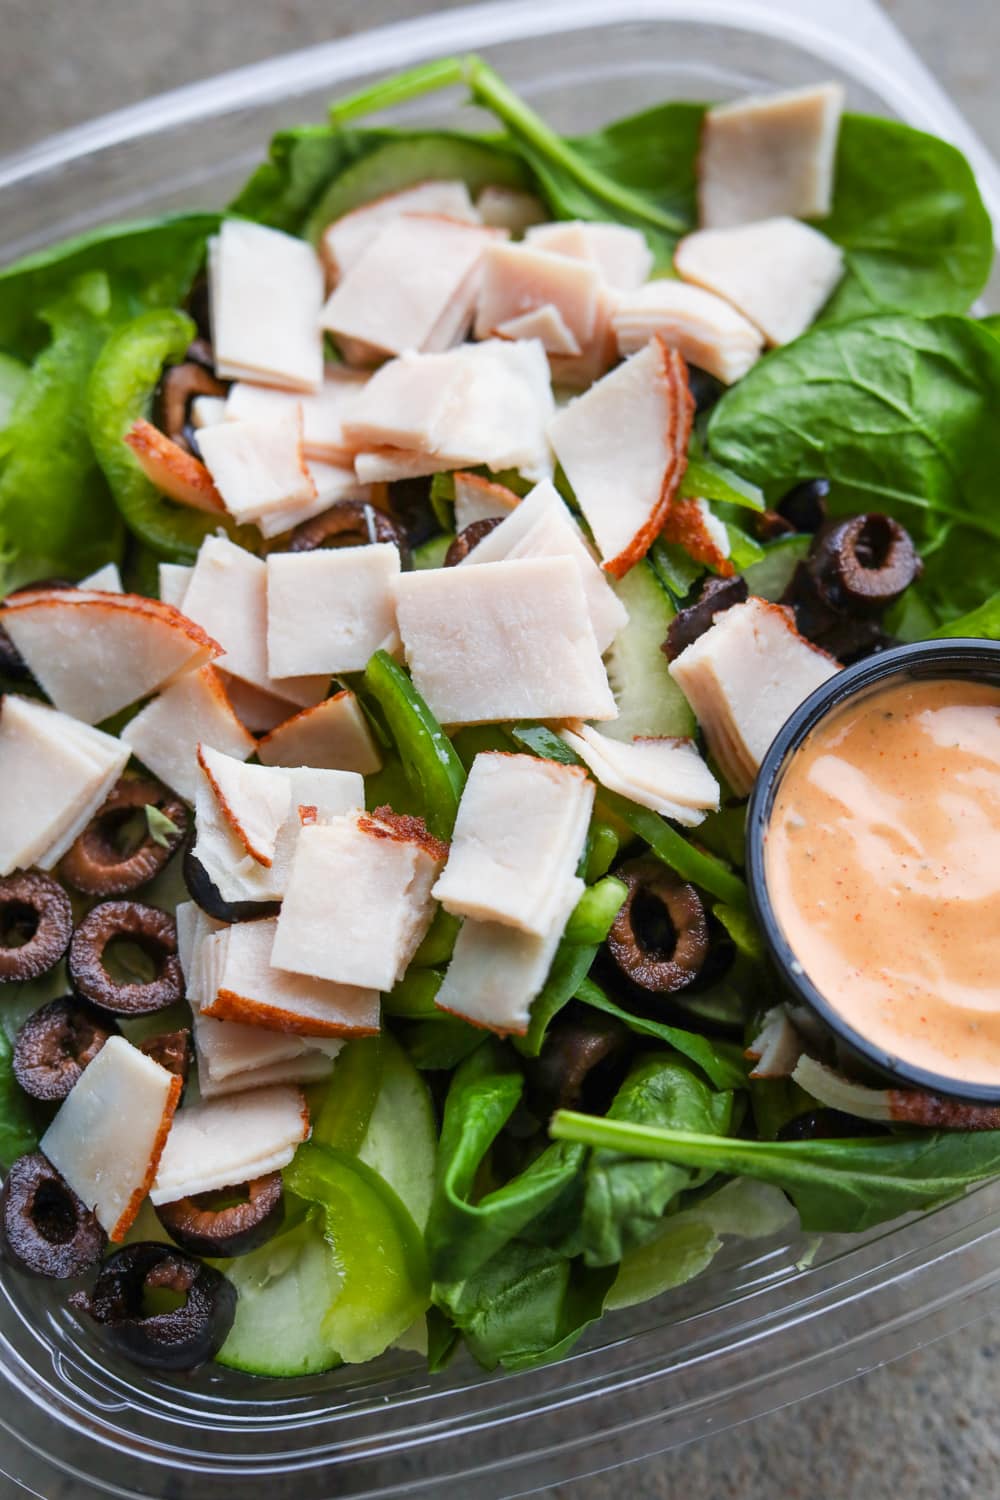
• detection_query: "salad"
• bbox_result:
[1,55,1000,1382]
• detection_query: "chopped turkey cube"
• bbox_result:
[181,535,327,708]
[452,471,521,532]
[121,665,255,803]
[266,543,401,678]
[224,368,369,464]
[175,901,221,985]
[612,279,764,384]
[559,723,720,825]
[209,219,324,391]
[1,591,221,724]
[475,242,601,354]
[198,745,292,867]
[435,876,582,1036]
[548,281,620,390]
[193,1006,336,1085]
[394,556,617,726]
[320,180,479,281]
[320,215,500,362]
[272,810,446,992]
[257,691,383,775]
[221,674,300,733]
[698,83,845,229]
[197,1048,336,1098]
[157,562,193,610]
[548,338,693,577]
[199,918,380,1036]
[526,220,653,290]
[190,395,227,429]
[269,766,366,876]
[78,562,123,593]
[495,303,581,355]
[41,1037,181,1239]
[475,185,546,233]
[123,419,226,515]
[150,1085,309,1205]
[669,597,839,796]
[254,457,373,541]
[433,751,594,936]
[197,406,316,528]
[661,496,731,574]
[457,478,628,653]
[674,218,844,346]
[0,696,129,876]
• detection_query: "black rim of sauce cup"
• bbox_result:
[746,638,1000,1103]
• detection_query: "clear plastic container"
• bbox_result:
[2,3,999,1495]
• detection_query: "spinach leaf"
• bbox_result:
[434,1238,614,1371]
[708,314,1000,618]
[514,939,600,1059]
[0,213,217,361]
[576,978,746,1093]
[578,1053,733,1266]
[0,1025,38,1170]
[551,1114,1000,1233]
[228,126,367,233]
[0,273,124,592]
[931,593,1000,639]
[819,115,993,324]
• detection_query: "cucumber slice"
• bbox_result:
[304,134,528,245]
[358,1034,436,1231]
[602,560,695,741]
[216,1219,342,1377]
[741,535,809,601]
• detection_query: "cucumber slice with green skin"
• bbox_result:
[303,133,530,245]
[602,560,695,741]
[358,1033,437,1232]
[216,1219,342,1377]
[741,535,810,602]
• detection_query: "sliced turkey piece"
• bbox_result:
[78,562,123,593]
[257,690,383,775]
[272,810,447,992]
[320,215,501,363]
[0,696,129,875]
[197,406,316,529]
[175,901,221,987]
[669,597,839,796]
[121,664,255,803]
[526,220,653,290]
[394,556,617,726]
[157,562,193,610]
[209,218,324,392]
[200,918,379,1036]
[661,496,732,573]
[433,751,594,936]
[452,471,521,532]
[674,218,844,346]
[150,1084,309,1205]
[41,1037,181,1240]
[548,337,693,577]
[746,1005,803,1079]
[457,478,627,652]
[320,180,479,281]
[343,339,554,484]
[181,534,327,708]
[495,303,581,356]
[475,185,546,233]
[559,722,719,825]
[266,543,401,679]
[190,395,227,430]
[197,1048,336,1098]
[699,83,845,229]
[435,875,582,1036]
[221,674,300,734]
[123,419,227,515]
[1,591,221,724]
[198,745,291,867]
[224,368,369,464]
[270,766,367,876]
[249,459,374,542]
[475,241,601,352]
[192,1005,339,1085]
[548,281,619,391]
[613,279,764,384]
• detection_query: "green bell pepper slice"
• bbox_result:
[311,1036,384,1153]
[363,650,466,839]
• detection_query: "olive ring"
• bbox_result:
[0,870,74,983]
[68,901,183,1015]
[60,776,188,897]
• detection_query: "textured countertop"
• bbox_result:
[1,2,998,1496]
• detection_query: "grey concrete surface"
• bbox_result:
[1,2,999,1496]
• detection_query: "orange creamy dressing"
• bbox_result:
[765,677,1000,1084]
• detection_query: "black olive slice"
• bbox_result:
[662,575,749,662]
[807,514,922,615]
[68,901,183,1016]
[60,776,188,897]
[138,1028,193,1086]
[0,1153,106,1279]
[607,857,709,993]
[444,517,504,566]
[525,1011,632,1119]
[777,478,830,534]
[155,1172,284,1257]
[183,846,281,924]
[287,499,411,565]
[13,997,119,1101]
[686,364,724,415]
[0,870,73,983]
[70,1242,237,1372]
